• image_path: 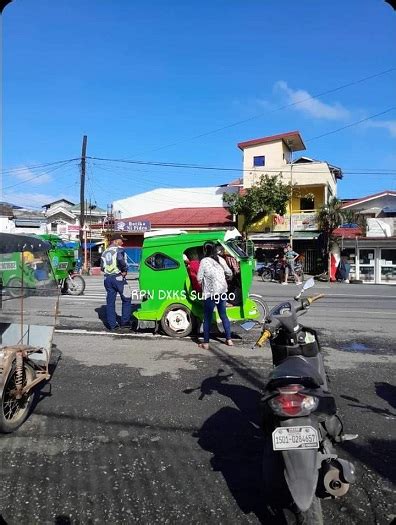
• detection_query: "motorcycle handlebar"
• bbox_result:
[307,293,325,305]
[255,329,272,347]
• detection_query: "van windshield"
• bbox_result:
[226,239,249,259]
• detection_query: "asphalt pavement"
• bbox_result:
[0,275,395,524]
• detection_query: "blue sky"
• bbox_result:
[1,0,396,209]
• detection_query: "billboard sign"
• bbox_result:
[273,213,318,232]
[115,220,151,232]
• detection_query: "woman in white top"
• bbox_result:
[197,242,233,349]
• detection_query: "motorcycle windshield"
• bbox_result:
[0,242,59,353]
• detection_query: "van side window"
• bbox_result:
[145,252,179,270]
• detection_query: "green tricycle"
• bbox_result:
[132,229,268,337]
[37,234,86,295]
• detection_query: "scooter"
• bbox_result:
[242,278,356,522]
[258,258,304,283]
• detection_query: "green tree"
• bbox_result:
[316,197,365,273]
[223,174,290,233]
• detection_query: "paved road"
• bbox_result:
[0,276,395,524]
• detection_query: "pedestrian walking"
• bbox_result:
[100,233,132,332]
[282,244,302,285]
[197,242,233,349]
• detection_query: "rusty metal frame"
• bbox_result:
[0,344,51,401]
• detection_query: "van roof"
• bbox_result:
[142,230,226,248]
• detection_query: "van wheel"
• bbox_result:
[249,294,269,322]
[161,304,194,338]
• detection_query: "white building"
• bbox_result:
[113,186,237,218]
[335,190,396,284]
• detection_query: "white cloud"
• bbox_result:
[274,80,351,121]
[365,119,396,138]
[2,191,73,209]
[13,166,53,186]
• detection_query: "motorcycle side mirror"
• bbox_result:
[240,321,256,331]
[302,277,315,291]
[294,277,315,300]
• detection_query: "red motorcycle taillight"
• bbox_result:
[269,384,319,417]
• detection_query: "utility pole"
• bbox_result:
[288,142,294,248]
[79,135,87,270]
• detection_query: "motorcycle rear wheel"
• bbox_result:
[261,269,273,282]
[65,275,86,296]
[291,497,323,525]
[262,438,323,524]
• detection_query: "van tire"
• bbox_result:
[161,304,194,338]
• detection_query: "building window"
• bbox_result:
[253,156,265,167]
[300,197,315,211]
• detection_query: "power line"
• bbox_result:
[124,66,396,155]
[307,107,396,142]
[0,158,80,175]
[1,160,78,190]
[88,156,396,176]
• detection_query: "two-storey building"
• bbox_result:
[237,131,342,272]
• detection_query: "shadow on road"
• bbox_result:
[340,393,396,418]
[341,438,396,484]
[186,370,285,524]
[94,305,107,328]
[375,381,396,409]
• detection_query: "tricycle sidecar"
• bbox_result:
[0,233,59,432]
[133,229,267,337]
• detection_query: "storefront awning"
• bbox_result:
[249,232,318,242]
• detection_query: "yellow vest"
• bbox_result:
[101,246,119,275]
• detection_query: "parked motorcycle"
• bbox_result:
[59,271,86,296]
[242,278,356,522]
[37,234,85,295]
[258,258,304,283]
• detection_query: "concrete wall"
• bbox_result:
[242,142,289,172]
[243,161,337,195]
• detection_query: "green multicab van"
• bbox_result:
[132,229,267,337]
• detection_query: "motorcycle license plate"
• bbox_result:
[272,426,319,450]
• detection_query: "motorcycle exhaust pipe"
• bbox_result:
[322,462,350,497]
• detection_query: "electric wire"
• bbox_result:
[2,160,79,190]
[306,106,396,142]
[89,157,396,176]
[123,67,396,155]
[0,158,80,175]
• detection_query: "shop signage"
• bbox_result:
[273,213,318,232]
[115,220,151,232]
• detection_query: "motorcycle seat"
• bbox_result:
[267,356,323,389]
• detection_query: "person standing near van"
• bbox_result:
[100,233,132,331]
[197,242,233,349]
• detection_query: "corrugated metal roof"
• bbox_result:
[122,207,234,227]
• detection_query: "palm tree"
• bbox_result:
[316,197,345,273]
